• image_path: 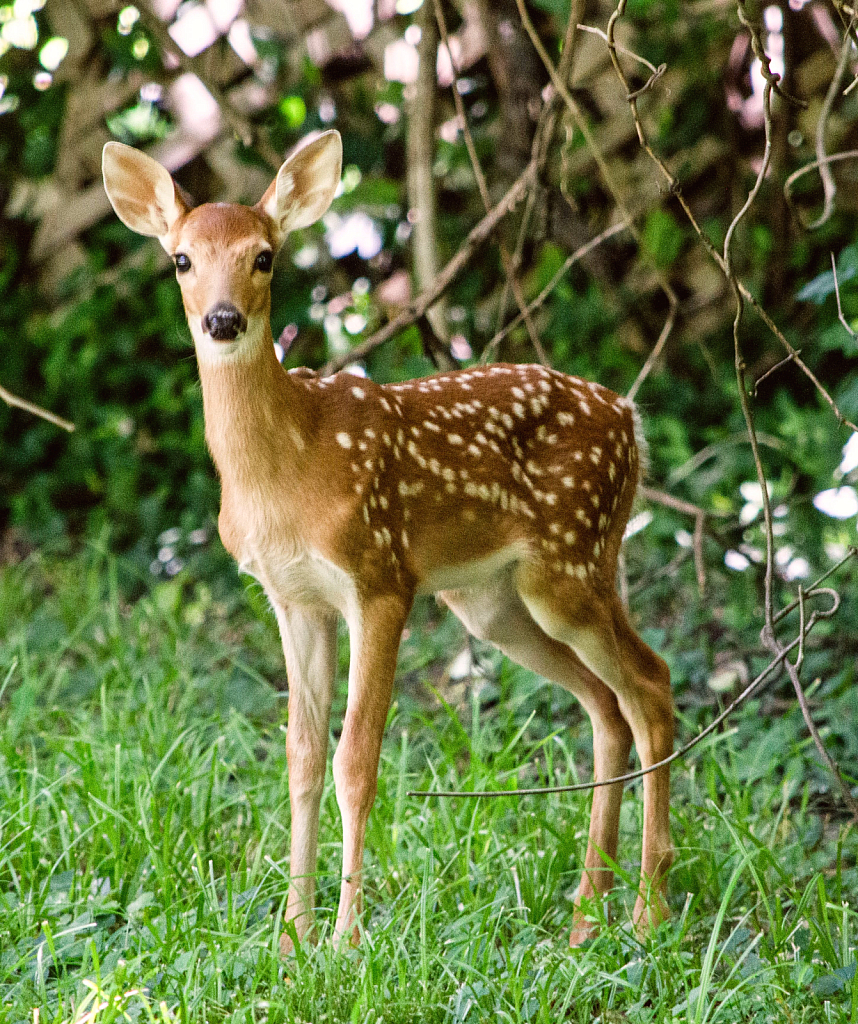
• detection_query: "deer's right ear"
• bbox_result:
[102,142,188,247]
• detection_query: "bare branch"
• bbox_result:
[408,0,450,353]
[484,221,629,358]
[805,13,855,230]
[831,251,858,341]
[591,1,857,431]
[576,23,659,75]
[784,148,858,221]
[0,384,75,433]
[433,0,547,363]
[408,563,852,799]
[639,485,713,594]
[727,3,858,821]
[753,351,802,396]
[492,0,583,340]
[322,160,538,375]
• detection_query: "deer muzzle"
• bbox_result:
[203,304,248,342]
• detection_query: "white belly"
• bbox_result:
[240,548,357,617]
[419,542,527,594]
[239,541,526,613]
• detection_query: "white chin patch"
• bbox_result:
[188,315,265,364]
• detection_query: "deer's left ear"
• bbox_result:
[257,130,342,245]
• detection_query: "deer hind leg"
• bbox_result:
[515,577,674,938]
[332,592,412,947]
[273,603,337,956]
[440,577,633,946]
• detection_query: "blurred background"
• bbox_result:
[1,7,858,1013]
[0,0,856,675]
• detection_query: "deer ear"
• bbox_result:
[102,142,188,246]
[257,130,342,244]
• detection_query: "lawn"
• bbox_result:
[1,543,856,1022]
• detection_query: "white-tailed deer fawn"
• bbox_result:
[102,130,673,951]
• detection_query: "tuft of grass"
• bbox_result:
[0,546,856,1022]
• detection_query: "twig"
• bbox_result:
[513,0,681,373]
[736,280,857,432]
[806,12,855,230]
[322,160,538,375]
[0,384,75,432]
[576,23,659,75]
[780,598,858,819]
[668,432,787,486]
[724,7,777,654]
[626,299,677,403]
[831,251,858,340]
[600,2,681,401]
[600,0,681,395]
[627,63,667,102]
[627,545,690,598]
[407,571,849,798]
[753,351,802,395]
[639,485,712,594]
[492,1,583,342]
[588,2,856,431]
[772,547,855,625]
[485,221,629,356]
[784,148,858,222]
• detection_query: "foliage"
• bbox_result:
[0,548,857,1022]
[0,1,856,571]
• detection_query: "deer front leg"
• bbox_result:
[332,593,412,946]
[273,602,337,956]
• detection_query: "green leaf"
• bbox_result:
[279,95,307,129]
[796,243,858,303]
[641,208,684,268]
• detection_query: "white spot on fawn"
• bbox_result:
[336,432,353,449]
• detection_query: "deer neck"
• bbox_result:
[189,314,310,496]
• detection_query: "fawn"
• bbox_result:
[102,129,673,952]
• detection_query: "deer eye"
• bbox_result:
[255,250,273,273]
[174,253,191,273]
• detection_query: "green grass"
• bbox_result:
[1,545,856,1023]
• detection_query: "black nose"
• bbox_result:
[202,304,247,341]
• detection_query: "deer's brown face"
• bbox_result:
[166,204,278,343]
